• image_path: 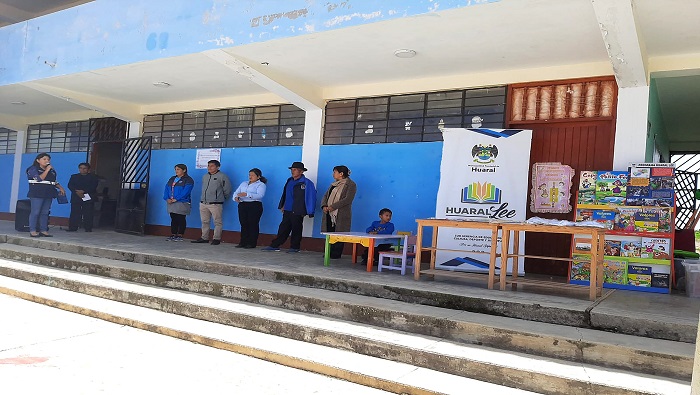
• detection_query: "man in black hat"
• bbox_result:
[262,161,317,253]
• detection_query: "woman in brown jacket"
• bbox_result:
[321,165,357,259]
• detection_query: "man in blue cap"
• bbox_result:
[262,161,316,253]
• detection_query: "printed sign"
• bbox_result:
[196,148,222,169]
[435,128,532,274]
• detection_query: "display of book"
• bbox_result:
[571,164,675,294]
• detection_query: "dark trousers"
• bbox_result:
[170,213,187,235]
[362,243,393,262]
[325,214,344,258]
[238,201,263,247]
[270,210,304,249]
[69,200,95,231]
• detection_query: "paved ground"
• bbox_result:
[0,293,394,395]
[1,220,698,337]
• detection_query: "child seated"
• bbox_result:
[361,208,395,264]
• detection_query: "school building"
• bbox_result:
[0,0,699,276]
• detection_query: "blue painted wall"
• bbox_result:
[9,142,444,241]
[313,142,442,239]
[0,0,498,85]
[0,154,15,212]
[147,146,302,235]
[18,152,87,218]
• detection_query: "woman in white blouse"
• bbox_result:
[233,168,267,248]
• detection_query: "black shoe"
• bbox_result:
[65,228,78,232]
[39,233,53,237]
[191,238,209,243]
[210,239,221,245]
[243,245,256,249]
[234,244,245,248]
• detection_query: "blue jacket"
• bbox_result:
[366,221,395,235]
[163,175,194,203]
[278,175,316,216]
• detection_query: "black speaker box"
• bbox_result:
[15,199,30,232]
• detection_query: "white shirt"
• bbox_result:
[233,180,266,202]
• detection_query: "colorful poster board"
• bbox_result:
[530,162,574,213]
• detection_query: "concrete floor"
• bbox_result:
[1,220,699,342]
[0,292,397,395]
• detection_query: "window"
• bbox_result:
[0,128,17,154]
[143,104,305,149]
[25,121,90,153]
[323,86,506,144]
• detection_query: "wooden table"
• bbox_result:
[414,219,501,289]
[499,223,605,300]
[321,232,407,272]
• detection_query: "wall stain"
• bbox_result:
[250,8,309,28]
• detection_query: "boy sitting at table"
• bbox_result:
[361,208,395,264]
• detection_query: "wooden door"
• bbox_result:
[519,121,615,276]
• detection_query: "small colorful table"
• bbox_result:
[321,232,407,272]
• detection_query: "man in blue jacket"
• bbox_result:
[262,161,316,253]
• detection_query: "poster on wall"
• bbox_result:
[530,162,574,213]
[196,148,222,169]
[435,128,532,274]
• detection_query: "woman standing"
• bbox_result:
[321,165,357,259]
[26,153,66,237]
[233,168,267,248]
[163,164,194,241]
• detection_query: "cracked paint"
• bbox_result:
[250,8,309,28]
[207,35,234,46]
[324,11,382,27]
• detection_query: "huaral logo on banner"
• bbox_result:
[472,144,498,164]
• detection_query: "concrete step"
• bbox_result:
[0,248,693,393]
[0,275,541,395]
[2,234,697,344]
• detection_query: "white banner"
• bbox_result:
[435,128,532,274]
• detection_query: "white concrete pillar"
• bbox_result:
[613,86,649,169]
[301,108,323,237]
[128,121,142,139]
[10,129,27,213]
[692,311,700,394]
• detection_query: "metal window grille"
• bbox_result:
[0,128,17,154]
[323,86,506,145]
[672,153,700,229]
[25,121,90,153]
[142,104,305,150]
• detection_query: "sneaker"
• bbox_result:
[173,236,184,242]
[287,248,300,253]
[166,235,176,241]
[191,238,209,243]
[261,246,281,252]
[210,240,221,245]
